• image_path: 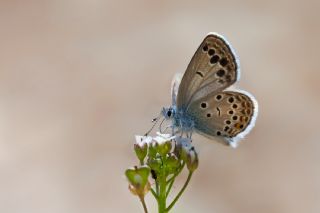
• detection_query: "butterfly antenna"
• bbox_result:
[144,114,161,136]
[159,117,166,134]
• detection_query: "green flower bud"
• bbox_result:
[125,166,151,197]
[186,147,199,172]
[153,133,174,156]
[158,140,172,156]
[134,136,151,163]
[148,141,158,158]
[166,153,180,174]
[147,157,162,172]
[175,136,192,162]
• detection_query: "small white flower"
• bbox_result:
[153,132,175,145]
[135,135,153,146]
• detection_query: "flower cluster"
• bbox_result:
[125,132,198,213]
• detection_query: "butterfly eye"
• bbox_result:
[167,110,172,117]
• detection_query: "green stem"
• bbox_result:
[158,155,167,213]
[139,195,148,213]
[166,178,175,198]
[156,180,159,195]
[158,173,167,212]
[166,162,185,184]
[139,159,144,165]
[150,187,158,199]
[166,171,193,212]
[166,162,185,197]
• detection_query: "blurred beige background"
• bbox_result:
[0,0,320,212]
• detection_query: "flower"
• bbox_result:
[175,136,198,172]
[153,132,175,156]
[153,132,175,144]
[186,147,199,172]
[134,135,152,162]
[166,153,181,174]
[174,136,192,161]
[125,166,151,197]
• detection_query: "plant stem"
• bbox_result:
[158,155,167,213]
[166,162,185,184]
[156,180,159,195]
[166,171,193,212]
[139,196,148,213]
[158,173,167,213]
[150,187,158,199]
[139,159,144,165]
[166,178,175,198]
[166,162,185,197]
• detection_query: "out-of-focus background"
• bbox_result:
[0,0,320,212]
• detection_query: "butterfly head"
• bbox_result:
[162,107,175,120]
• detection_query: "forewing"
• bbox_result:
[177,33,239,109]
[186,90,258,147]
[171,73,183,106]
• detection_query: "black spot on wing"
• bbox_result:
[196,71,204,78]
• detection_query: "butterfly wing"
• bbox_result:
[186,90,258,147]
[176,32,240,109]
[171,73,183,107]
[174,33,257,146]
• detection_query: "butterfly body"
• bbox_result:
[161,32,258,147]
[162,106,194,133]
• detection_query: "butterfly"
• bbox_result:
[157,32,258,148]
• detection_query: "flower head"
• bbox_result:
[175,136,198,172]
[153,132,175,156]
[125,166,151,197]
[134,135,152,162]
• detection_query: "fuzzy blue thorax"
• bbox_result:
[162,106,194,135]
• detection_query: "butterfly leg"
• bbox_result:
[171,122,175,136]
[178,120,184,137]
[187,131,193,139]
[161,125,173,134]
